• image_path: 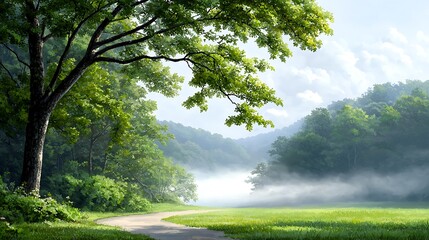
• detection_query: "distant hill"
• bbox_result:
[236,120,303,162]
[158,121,259,171]
[158,120,303,172]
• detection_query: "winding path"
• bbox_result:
[96,210,233,240]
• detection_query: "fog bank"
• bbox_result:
[191,168,429,207]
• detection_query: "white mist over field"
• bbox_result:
[191,170,253,207]
[191,168,429,207]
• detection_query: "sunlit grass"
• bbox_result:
[166,207,429,239]
[84,203,210,221]
[11,221,154,240]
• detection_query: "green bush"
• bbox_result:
[63,175,151,212]
[0,178,81,223]
[122,184,152,212]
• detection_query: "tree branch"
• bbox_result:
[46,3,111,96]
[0,61,15,81]
[95,16,158,47]
[94,54,194,64]
[86,4,125,54]
[95,23,186,57]
[1,44,30,68]
[95,15,224,57]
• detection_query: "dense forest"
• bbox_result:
[248,80,429,201]
[0,69,197,211]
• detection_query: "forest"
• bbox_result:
[248,80,429,201]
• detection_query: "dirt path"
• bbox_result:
[96,210,234,240]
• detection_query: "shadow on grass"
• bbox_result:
[4,221,154,240]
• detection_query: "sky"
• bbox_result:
[149,0,429,139]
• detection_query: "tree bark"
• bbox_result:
[88,138,94,175]
[20,1,48,193]
[20,106,51,193]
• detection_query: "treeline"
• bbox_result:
[248,80,429,199]
[0,61,196,211]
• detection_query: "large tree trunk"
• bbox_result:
[20,106,51,193]
[21,1,48,193]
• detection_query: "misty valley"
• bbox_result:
[2,0,429,239]
[158,80,429,207]
[2,75,429,239]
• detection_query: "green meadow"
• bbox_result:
[166,206,429,240]
[4,203,429,239]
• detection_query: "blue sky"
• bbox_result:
[150,0,429,139]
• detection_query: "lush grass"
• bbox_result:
[166,207,429,240]
[85,203,209,221]
[4,221,154,240]
[3,203,203,240]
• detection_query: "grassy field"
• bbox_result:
[2,203,205,240]
[166,206,429,240]
[6,202,429,239]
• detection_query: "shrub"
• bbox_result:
[0,178,81,223]
[122,184,152,212]
[64,175,151,212]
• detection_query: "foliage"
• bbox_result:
[1,52,198,208]
[106,152,198,203]
[48,175,151,212]
[167,207,429,240]
[0,177,81,223]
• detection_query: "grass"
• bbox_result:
[84,202,210,221]
[166,206,429,240]
[7,202,429,240]
[2,203,204,240]
[5,221,154,240]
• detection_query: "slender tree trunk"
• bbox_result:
[102,153,108,173]
[88,138,94,175]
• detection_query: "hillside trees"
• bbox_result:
[0,0,333,192]
[248,81,429,196]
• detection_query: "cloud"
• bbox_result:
[389,27,408,44]
[416,31,429,43]
[291,67,331,85]
[266,108,289,118]
[296,90,323,104]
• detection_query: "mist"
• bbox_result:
[191,170,253,207]
[191,168,429,207]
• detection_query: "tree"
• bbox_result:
[303,107,332,138]
[0,0,333,192]
[331,105,374,170]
